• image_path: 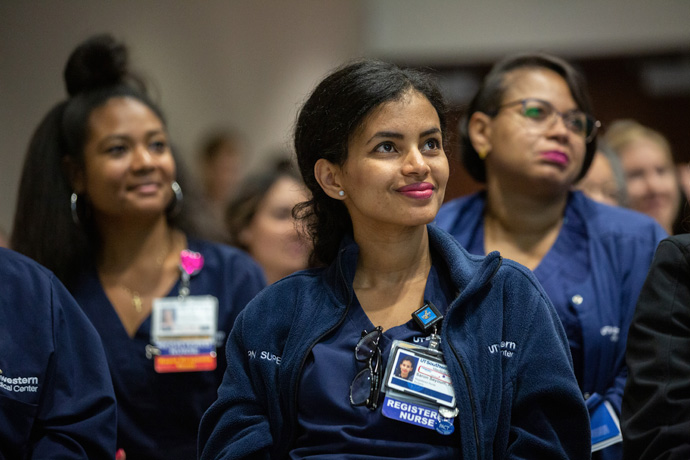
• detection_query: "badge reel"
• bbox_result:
[380,301,459,435]
[147,250,219,373]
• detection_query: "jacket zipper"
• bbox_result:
[449,341,481,460]
[281,251,353,458]
[447,255,502,460]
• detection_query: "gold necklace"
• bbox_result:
[118,232,177,313]
[122,286,144,313]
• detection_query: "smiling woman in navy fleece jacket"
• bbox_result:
[199,59,590,460]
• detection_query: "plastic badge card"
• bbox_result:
[386,345,456,408]
[151,295,218,373]
[591,400,622,452]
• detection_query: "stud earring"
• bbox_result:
[338,190,345,197]
[477,148,488,160]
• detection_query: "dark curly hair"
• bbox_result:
[461,52,597,184]
[293,59,447,266]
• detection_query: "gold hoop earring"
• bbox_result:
[70,192,80,225]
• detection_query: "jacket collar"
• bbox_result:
[323,225,502,308]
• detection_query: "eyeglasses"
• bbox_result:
[491,98,600,143]
[349,326,383,410]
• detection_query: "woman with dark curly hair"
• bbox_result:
[199,58,590,459]
[11,34,265,459]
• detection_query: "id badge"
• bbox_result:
[381,340,458,435]
[384,341,456,408]
[151,295,218,373]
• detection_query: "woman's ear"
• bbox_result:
[62,156,85,193]
[314,158,345,200]
[467,112,493,159]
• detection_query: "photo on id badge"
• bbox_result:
[394,353,418,381]
[160,307,176,331]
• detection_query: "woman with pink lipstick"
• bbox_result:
[199,59,590,459]
[11,34,265,459]
[436,52,666,460]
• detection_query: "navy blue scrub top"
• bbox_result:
[460,213,585,386]
[291,254,461,458]
[71,239,265,460]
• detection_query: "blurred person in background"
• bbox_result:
[226,157,311,284]
[574,142,627,206]
[435,52,666,459]
[196,129,246,240]
[10,33,265,459]
[605,119,683,234]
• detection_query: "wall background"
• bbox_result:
[2,0,690,233]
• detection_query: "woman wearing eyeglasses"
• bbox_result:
[199,59,590,459]
[435,53,666,459]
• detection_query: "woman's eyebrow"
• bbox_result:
[366,127,441,145]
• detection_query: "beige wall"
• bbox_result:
[365,0,690,63]
[0,0,364,235]
[2,0,690,234]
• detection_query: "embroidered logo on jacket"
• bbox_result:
[247,350,282,365]
[0,372,40,393]
[488,341,517,358]
[600,326,620,342]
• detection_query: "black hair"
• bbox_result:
[461,52,597,183]
[11,33,197,288]
[226,157,303,251]
[293,59,447,266]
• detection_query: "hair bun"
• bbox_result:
[63,34,128,97]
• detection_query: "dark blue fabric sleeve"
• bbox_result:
[29,274,117,458]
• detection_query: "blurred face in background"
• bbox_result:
[202,141,243,203]
[618,137,680,233]
[240,175,311,284]
[575,151,622,206]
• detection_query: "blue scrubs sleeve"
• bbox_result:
[30,276,117,458]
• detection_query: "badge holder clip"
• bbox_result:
[412,301,443,354]
[178,249,204,299]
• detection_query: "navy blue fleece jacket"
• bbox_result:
[199,226,590,459]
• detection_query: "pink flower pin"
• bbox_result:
[180,250,204,276]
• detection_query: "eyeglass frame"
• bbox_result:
[489,97,601,143]
[349,326,383,410]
